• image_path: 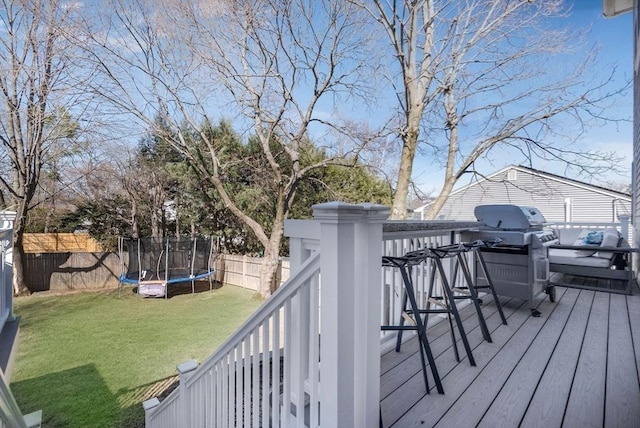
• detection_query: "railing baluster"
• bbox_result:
[273,309,281,428]
[252,328,259,427]
[282,298,292,425]
[309,273,320,428]
[261,319,270,428]
[243,338,250,426]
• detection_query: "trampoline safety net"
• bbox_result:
[119,237,215,297]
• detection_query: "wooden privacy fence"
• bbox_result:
[214,254,290,291]
[23,233,104,253]
[22,233,113,292]
[23,252,120,292]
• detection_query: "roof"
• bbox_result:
[414,164,630,212]
[603,0,633,17]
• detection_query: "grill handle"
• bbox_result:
[534,257,550,282]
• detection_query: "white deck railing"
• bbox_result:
[144,252,321,427]
[0,211,19,333]
[143,203,629,427]
[0,229,13,335]
[0,211,42,428]
[553,214,632,242]
[143,203,480,427]
[379,222,480,350]
[145,202,391,427]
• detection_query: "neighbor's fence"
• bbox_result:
[216,255,290,291]
[21,233,117,293]
[23,233,104,253]
[23,252,120,293]
[20,250,290,293]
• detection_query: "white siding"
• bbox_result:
[632,3,639,267]
[435,166,631,223]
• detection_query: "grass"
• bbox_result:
[10,284,263,427]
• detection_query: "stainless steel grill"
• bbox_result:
[462,204,557,316]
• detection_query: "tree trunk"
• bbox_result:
[391,122,420,220]
[45,201,55,233]
[257,212,286,298]
[259,247,281,298]
[131,199,139,238]
[424,175,457,220]
[425,107,458,221]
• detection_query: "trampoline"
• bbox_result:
[118,236,216,298]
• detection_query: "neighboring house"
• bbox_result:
[413,165,631,223]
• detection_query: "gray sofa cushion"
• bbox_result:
[568,237,598,257]
[548,251,613,268]
[594,229,622,260]
[548,228,622,267]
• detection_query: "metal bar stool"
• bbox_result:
[446,242,494,343]
[421,244,477,366]
[458,239,508,326]
[382,252,444,394]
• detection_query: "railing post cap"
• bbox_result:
[312,201,389,222]
[22,410,42,428]
[177,359,198,375]
[0,211,16,221]
[360,203,391,220]
[142,397,161,411]
[0,211,16,231]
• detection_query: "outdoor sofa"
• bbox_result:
[547,228,637,295]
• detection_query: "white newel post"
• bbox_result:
[619,214,630,241]
[142,397,160,427]
[0,211,16,321]
[176,359,198,426]
[313,202,389,427]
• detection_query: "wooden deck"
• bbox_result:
[380,279,640,428]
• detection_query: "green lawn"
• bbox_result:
[11,285,262,428]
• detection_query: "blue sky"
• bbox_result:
[412,0,634,195]
[569,0,633,147]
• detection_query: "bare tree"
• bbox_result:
[0,0,94,294]
[356,0,629,219]
[81,0,380,296]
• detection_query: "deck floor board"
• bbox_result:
[563,291,608,428]
[520,289,592,428]
[474,287,577,428]
[381,279,640,428]
[605,294,640,428]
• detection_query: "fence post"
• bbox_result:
[313,201,389,428]
[242,255,247,289]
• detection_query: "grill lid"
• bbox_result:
[474,204,546,230]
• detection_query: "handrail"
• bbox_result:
[0,224,37,427]
[186,251,320,384]
[0,367,28,428]
[0,230,12,333]
[146,251,321,424]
